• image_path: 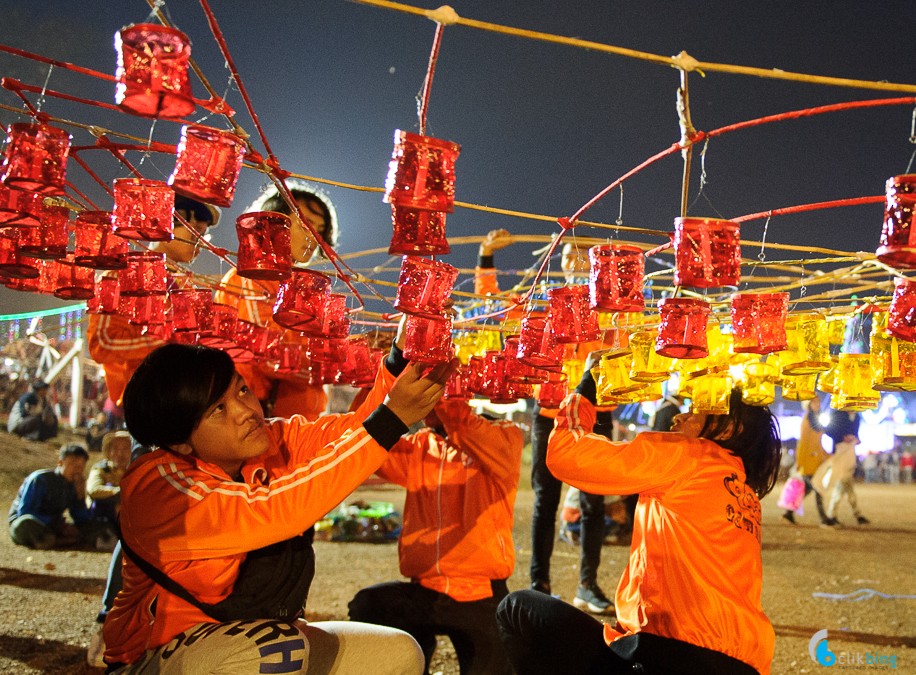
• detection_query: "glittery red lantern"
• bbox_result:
[0,123,71,195]
[730,292,789,354]
[112,177,175,241]
[655,297,711,359]
[169,125,246,208]
[673,217,741,288]
[393,255,458,318]
[588,244,645,312]
[383,130,460,212]
[548,285,600,344]
[235,211,292,281]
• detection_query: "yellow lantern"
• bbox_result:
[628,330,673,383]
[740,361,778,406]
[870,311,916,392]
[595,349,645,405]
[781,313,832,375]
[833,353,880,411]
[816,355,840,395]
[690,374,732,414]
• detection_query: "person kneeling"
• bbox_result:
[496,350,780,675]
[349,399,524,674]
[102,336,455,674]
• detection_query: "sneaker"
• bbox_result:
[87,624,106,668]
[530,580,552,595]
[856,515,871,525]
[820,517,839,528]
[573,583,613,614]
[781,511,796,525]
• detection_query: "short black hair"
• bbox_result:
[58,443,89,462]
[174,194,217,226]
[699,389,781,498]
[261,189,338,252]
[32,379,49,391]
[124,344,235,449]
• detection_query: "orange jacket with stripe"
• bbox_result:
[375,399,524,601]
[214,268,327,420]
[87,313,164,406]
[102,363,399,666]
[548,394,774,675]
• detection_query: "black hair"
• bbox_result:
[58,443,89,462]
[174,195,216,226]
[699,389,781,498]
[31,379,49,391]
[123,343,235,449]
[261,188,338,253]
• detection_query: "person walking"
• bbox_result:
[782,397,829,525]
[816,409,869,527]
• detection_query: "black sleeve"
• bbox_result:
[478,253,494,269]
[384,343,409,377]
[574,369,598,406]
[363,405,410,451]
[593,410,615,440]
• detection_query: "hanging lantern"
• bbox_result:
[536,371,569,409]
[114,23,195,119]
[52,255,94,300]
[388,205,450,256]
[0,186,43,227]
[274,342,304,374]
[124,294,169,327]
[628,330,673,383]
[730,292,789,354]
[112,177,175,241]
[816,356,840,395]
[886,276,916,341]
[517,316,564,370]
[306,336,348,363]
[443,364,472,401]
[169,287,213,335]
[235,211,292,281]
[118,251,168,297]
[335,335,377,388]
[656,297,711,359]
[595,349,645,403]
[199,303,240,350]
[402,314,453,364]
[587,244,645,312]
[236,320,270,361]
[273,268,331,331]
[87,276,121,315]
[17,202,69,259]
[870,311,916,391]
[876,174,916,269]
[303,293,350,339]
[690,374,733,414]
[503,335,547,385]
[0,123,71,195]
[393,255,458,318]
[673,217,741,288]
[73,211,128,270]
[740,361,778,406]
[0,230,39,279]
[169,125,246,208]
[778,370,818,402]
[548,285,600,343]
[833,353,879,411]
[781,313,832,375]
[478,351,519,404]
[383,130,460,212]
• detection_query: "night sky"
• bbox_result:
[1,0,914,317]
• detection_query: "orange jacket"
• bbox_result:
[548,394,774,675]
[376,399,524,601]
[214,268,327,419]
[87,313,164,406]
[103,363,399,665]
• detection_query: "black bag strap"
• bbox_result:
[118,535,218,618]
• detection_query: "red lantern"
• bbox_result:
[876,175,916,269]
[0,186,43,227]
[655,297,711,359]
[887,277,916,341]
[112,178,175,241]
[169,125,246,208]
[235,211,292,281]
[548,285,600,343]
[114,23,195,119]
[74,211,127,270]
[383,130,460,212]
[730,292,789,354]
[588,244,645,312]
[393,255,458,318]
[673,217,741,288]
[388,205,450,256]
[17,202,69,259]
[402,314,453,364]
[272,268,332,331]
[118,251,168,297]
[0,123,71,195]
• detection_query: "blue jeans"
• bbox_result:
[529,412,605,587]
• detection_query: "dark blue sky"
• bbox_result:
[1,0,914,316]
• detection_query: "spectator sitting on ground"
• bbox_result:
[7,379,58,442]
[8,444,107,550]
[85,412,108,452]
[87,431,132,541]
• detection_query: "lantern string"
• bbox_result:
[417,22,446,135]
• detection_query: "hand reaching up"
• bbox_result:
[384,358,459,427]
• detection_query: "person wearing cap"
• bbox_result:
[88,194,220,408]
[348,399,524,674]
[214,179,339,419]
[7,379,58,441]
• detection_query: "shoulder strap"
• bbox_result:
[118,533,215,617]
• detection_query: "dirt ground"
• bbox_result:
[0,430,914,674]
